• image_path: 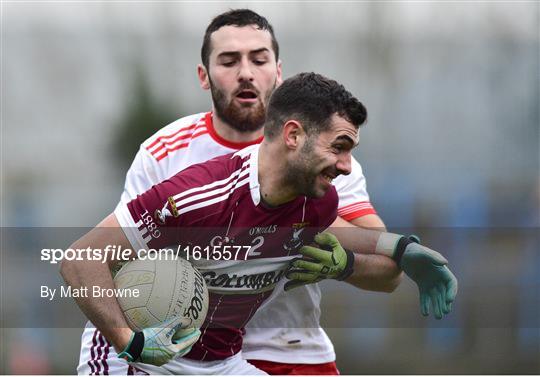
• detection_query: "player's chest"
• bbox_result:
[191,195,320,260]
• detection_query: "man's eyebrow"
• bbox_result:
[334,135,358,147]
[217,48,270,59]
[249,47,271,55]
[216,51,241,59]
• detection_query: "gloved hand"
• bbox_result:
[399,239,458,320]
[118,316,200,366]
[377,233,457,319]
[284,232,354,291]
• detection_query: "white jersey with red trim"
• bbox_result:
[78,112,377,374]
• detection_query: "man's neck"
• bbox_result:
[212,113,264,144]
[258,142,298,207]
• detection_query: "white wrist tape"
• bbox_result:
[375,232,402,258]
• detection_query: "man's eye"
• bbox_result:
[253,60,267,65]
[221,61,235,67]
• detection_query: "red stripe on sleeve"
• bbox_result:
[338,201,377,221]
[146,123,198,149]
[153,130,209,161]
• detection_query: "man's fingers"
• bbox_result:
[170,329,200,357]
[438,283,450,314]
[445,267,459,305]
[299,245,331,263]
[434,253,448,265]
[173,325,197,341]
[291,259,328,274]
[430,287,443,320]
[172,328,200,347]
[286,269,320,282]
[420,293,430,317]
[437,288,447,318]
[314,232,340,249]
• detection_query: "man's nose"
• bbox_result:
[336,152,352,176]
[238,57,254,82]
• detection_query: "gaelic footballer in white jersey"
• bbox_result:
[77,112,377,374]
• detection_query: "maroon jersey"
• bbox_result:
[115,144,338,361]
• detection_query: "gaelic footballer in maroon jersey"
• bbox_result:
[116,144,338,361]
[62,72,368,373]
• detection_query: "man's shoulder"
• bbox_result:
[143,112,207,145]
[172,145,255,186]
[308,186,339,222]
[318,186,339,207]
[192,145,255,178]
[141,112,210,161]
[159,147,255,224]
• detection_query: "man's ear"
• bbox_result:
[283,120,305,150]
[197,64,210,90]
[276,60,283,86]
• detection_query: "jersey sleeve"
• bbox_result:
[114,163,219,252]
[117,146,167,209]
[333,156,377,221]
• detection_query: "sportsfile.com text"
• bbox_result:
[40,244,253,264]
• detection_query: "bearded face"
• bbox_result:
[202,25,282,133]
[283,136,334,198]
[209,76,276,132]
[283,122,356,199]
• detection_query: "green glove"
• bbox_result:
[399,240,458,320]
[285,232,354,291]
[118,316,201,366]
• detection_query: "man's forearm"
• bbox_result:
[332,215,403,292]
[346,253,402,292]
[60,213,134,352]
[329,217,383,254]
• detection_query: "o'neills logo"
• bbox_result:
[202,269,286,292]
[248,225,277,236]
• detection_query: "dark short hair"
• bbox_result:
[264,72,367,140]
[201,9,279,70]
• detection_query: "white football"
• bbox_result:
[113,257,208,332]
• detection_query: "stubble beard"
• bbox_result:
[283,138,325,199]
[210,78,275,133]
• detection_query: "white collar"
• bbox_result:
[248,144,261,206]
[232,144,261,206]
